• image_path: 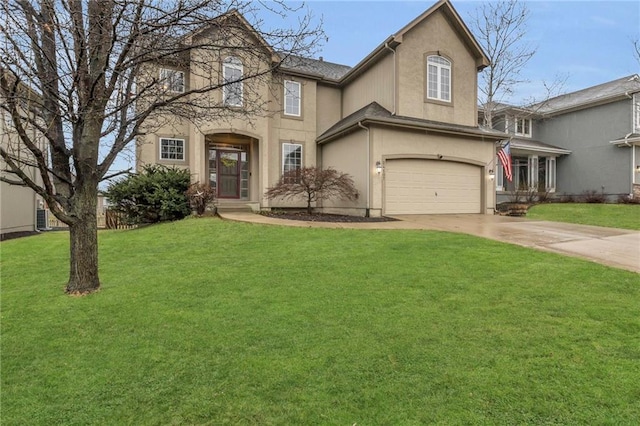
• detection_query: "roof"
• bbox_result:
[509,137,571,155]
[317,102,506,144]
[279,55,351,81]
[534,74,640,116]
[610,133,640,146]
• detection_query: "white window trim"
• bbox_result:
[284,80,301,117]
[282,142,303,174]
[426,55,451,102]
[515,117,532,137]
[496,159,504,191]
[545,157,557,192]
[159,137,186,161]
[159,68,185,93]
[223,57,243,107]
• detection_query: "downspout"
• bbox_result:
[358,121,371,217]
[383,42,397,115]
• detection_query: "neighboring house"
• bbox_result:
[137,0,505,216]
[0,102,47,237]
[488,75,640,202]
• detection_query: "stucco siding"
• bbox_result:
[316,84,342,136]
[342,54,394,117]
[536,99,633,196]
[1,182,37,234]
[396,9,478,127]
[320,130,368,214]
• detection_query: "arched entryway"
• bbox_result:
[205,133,258,201]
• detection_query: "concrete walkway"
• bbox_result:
[218,211,640,273]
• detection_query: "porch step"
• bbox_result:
[215,200,255,213]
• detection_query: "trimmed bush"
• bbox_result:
[105,165,191,224]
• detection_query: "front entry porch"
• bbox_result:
[206,133,258,202]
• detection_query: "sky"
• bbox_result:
[108,0,640,178]
[299,0,640,103]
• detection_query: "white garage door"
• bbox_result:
[385,159,481,215]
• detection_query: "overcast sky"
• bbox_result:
[298,0,640,103]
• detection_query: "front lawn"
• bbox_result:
[527,203,640,230]
[2,219,639,424]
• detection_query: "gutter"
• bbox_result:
[383,42,397,115]
[357,121,371,217]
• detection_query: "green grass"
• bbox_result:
[527,203,640,230]
[2,218,639,424]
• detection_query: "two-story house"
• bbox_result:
[0,93,47,238]
[489,75,640,202]
[137,0,505,216]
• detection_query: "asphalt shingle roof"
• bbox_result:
[280,55,351,81]
[534,74,640,115]
[318,102,506,143]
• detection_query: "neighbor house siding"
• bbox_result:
[536,99,632,197]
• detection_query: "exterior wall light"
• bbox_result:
[376,161,383,174]
[488,169,495,180]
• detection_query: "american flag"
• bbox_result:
[497,142,513,182]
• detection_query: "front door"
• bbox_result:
[218,151,240,198]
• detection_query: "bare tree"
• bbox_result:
[471,0,536,128]
[265,167,358,215]
[0,0,324,294]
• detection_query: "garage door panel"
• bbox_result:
[385,159,481,215]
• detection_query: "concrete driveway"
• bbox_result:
[219,211,639,273]
[392,214,640,273]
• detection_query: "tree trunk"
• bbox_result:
[65,184,100,294]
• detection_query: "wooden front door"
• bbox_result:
[218,151,240,198]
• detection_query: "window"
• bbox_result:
[509,155,556,192]
[427,55,451,102]
[282,143,302,175]
[515,117,532,137]
[284,80,301,117]
[223,57,243,107]
[496,159,504,191]
[159,138,185,161]
[159,68,185,93]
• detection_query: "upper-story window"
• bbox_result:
[427,55,451,102]
[515,117,532,137]
[223,57,243,107]
[284,80,301,117]
[159,68,185,93]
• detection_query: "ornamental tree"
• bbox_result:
[265,167,358,215]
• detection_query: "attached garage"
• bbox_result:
[384,159,481,215]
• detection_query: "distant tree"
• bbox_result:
[186,182,216,215]
[265,167,358,214]
[0,0,324,294]
[105,165,191,224]
[471,0,536,128]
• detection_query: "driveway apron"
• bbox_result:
[392,214,640,273]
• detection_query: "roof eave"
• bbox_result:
[318,117,507,145]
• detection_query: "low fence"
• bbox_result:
[47,210,135,230]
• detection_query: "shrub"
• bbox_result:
[559,193,575,203]
[186,182,216,215]
[581,189,606,203]
[105,165,191,224]
[618,193,640,204]
[265,167,358,214]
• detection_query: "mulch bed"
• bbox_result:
[262,211,397,223]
